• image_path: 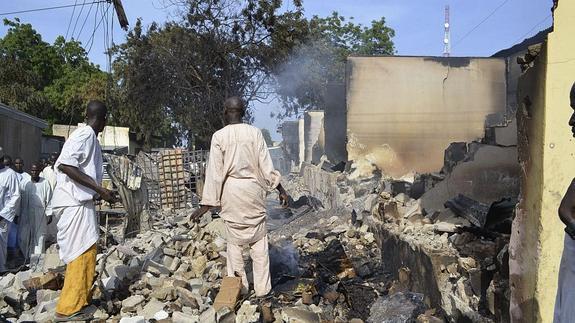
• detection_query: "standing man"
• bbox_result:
[50,101,117,321]
[555,82,575,322]
[41,152,59,190]
[3,155,13,169]
[192,96,290,300]
[18,163,53,261]
[13,158,32,187]
[0,147,20,273]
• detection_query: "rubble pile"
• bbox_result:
[361,133,517,322]
[0,195,443,323]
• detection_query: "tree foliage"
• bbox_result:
[0,19,107,127]
[0,2,395,148]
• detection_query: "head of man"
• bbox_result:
[3,155,12,168]
[30,163,42,182]
[223,96,246,125]
[39,158,47,169]
[569,82,575,137]
[49,152,59,166]
[14,158,24,173]
[86,100,108,134]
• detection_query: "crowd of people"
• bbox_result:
[0,150,60,272]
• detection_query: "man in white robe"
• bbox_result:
[0,148,21,272]
[41,152,59,190]
[50,101,118,321]
[18,163,52,260]
[192,97,290,299]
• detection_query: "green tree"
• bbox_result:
[112,0,306,148]
[0,19,107,126]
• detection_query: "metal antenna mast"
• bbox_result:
[443,5,451,57]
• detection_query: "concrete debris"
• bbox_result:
[368,292,426,323]
[0,133,517,323]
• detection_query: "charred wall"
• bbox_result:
[346,56,507,176]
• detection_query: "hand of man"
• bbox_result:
[191,205,210,223]
[279,191,290,208]
[99,188,120,204]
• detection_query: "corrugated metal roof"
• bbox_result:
[0,103,48,129]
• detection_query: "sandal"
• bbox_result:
[54,309,94,322]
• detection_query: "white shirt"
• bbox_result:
[48,126,102,263]
[50,126,103,207]
[0,167,21,222]
[40,167,57,190]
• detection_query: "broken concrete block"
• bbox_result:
[281,307,320,323]
[216,306,235,323]
[145,260,171,276]
[213,276,242,311]
[199,306,216,323]
[42,253,64,271]
[139,299,165,319]
[177,287,200,309]
[192,255,208,277]
[169,257,182,272]
[102,276,120,291]
[369,293,426,323]
[236,301,260,323]
[35,289,60,304]
[444,194,490,228]
[23,272,63,291]
[172,311,200,323]
[0,273,15,290]
[119,316,146,323]
[121,295,145,312]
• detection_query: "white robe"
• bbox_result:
[49,126,103,263]
[0,167,21,271]
[18,178,52,259]
[201,123,281,244]
[41,166,57,190]
[201,124,280,297]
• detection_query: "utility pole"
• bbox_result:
[110,0,128,30]
[443,5,451,57]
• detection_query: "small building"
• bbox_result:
[0,103,48,170]
[52,124,143,155]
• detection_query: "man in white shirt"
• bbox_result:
[0,148,21,273]
[41,152,58,190]
[192,97,290,300]
[50,101,118,321]
[18,163,52,261]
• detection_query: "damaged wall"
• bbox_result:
[304,111,324,163]
[510,2,575,322]
[346,56,507,176]
[325,83,348,164]
[280,120,300,167]
[0,103,47,169]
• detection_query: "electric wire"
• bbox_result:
[453,0,511,48]
[0,1,105,17]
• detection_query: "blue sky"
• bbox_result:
[0,0,553,140]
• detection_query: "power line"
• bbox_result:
[514,14,552,44]
[453,0,511,48]
[86,3,111,55]
[64,0,79,40]
[71,0,87,40]
[0,1,105,17]
[76,1,96,40]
